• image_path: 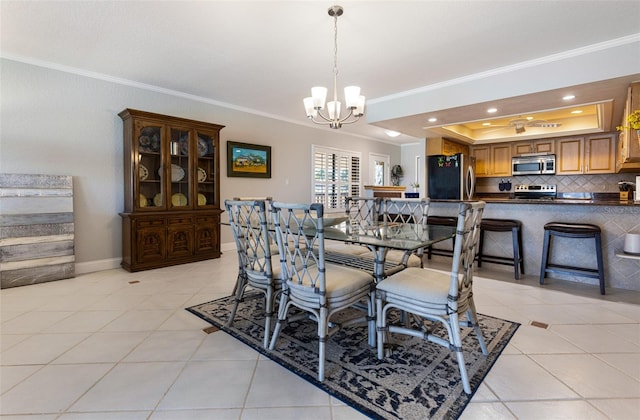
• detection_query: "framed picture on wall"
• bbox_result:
[227,141,272,178]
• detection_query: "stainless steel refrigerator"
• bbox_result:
[427,153,476,200]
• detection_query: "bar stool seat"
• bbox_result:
[426,216,458,259]
[540,222,605,294]
[476,218,524,279]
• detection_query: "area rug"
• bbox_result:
[187,294,519,419]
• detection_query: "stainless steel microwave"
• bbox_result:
[512,154,556,175]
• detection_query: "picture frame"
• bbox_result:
[227,141,272,178]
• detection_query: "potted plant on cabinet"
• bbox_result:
[617,109,640,146]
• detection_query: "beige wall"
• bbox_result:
[1,59,401,273]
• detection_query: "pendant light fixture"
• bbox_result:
[303,5,365,129]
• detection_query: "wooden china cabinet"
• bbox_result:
[119,109,224,272]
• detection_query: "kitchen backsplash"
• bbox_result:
[476,173,639,193]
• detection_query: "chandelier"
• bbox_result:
[303,5,365,129]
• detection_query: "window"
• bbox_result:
[369,153,390,186]
[312,145,361,212]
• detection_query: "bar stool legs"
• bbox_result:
[476,219,524,280]
[540,222,605,295]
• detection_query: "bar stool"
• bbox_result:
[476,218,524,279]
[426,216,458,259]
[540,222,605,295]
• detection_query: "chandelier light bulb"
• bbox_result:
[303,97,317,118]
[311,86,327,109]
[344,86,361,108]
[327,101,341,120]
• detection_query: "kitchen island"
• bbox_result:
[429,196,640,292]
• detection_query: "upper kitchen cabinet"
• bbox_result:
[471,143,511,178]
[616,82,640,173]
[426,137,469,156]
[119,109,225,272]
[585,133,616,174]
[556,134,616,175]
[512,139,555,156]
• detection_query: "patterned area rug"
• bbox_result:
[187,293,519,419]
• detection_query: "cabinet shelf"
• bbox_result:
[119,108,225,272]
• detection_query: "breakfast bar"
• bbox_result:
[428,197,640,292]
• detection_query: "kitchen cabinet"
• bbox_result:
[512,139,555,156]
[556,134,616,175]
[616,81,640,172]
[119,109,224,272]
[556,137,583,174]
[426,137,469,156]
[471,144,511,178]
[585,133,616,174]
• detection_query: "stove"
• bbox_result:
[514,184,557,200]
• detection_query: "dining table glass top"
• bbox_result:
[222,214,457,252]
[318,221,456,252]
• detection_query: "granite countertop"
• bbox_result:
[431,192,640,207]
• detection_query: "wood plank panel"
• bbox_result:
[0,174,75,288]
[1,240,75,262]
[1,197,73,214]
[0,213,74,226]
[0,263,75,288]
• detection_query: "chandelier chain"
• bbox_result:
[333,11,338,79]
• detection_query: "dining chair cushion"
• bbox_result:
[384,250,422,268]
[286,262,373,300]
[324,241,370,256]
[377,267,450,306]
[246,264,282,284]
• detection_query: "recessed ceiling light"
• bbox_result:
[526,116,534,120]
[571,110,583,114]
[482,122,491,126]
[385,130,401,137]
[487,108,497,113]
[563,95,575,101]
[427,117,437,123]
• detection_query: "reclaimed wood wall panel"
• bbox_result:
[0,174,75,288]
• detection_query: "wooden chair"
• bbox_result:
[268,202,375,382]
[375,201,487,394]
[225,199,282,349]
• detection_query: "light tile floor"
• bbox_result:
[1,253,639,419]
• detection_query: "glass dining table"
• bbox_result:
[319,220,457,346]
[223,215,457,347]
[321,221,457,283]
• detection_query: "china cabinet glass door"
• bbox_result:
[195,129,216,207]
[168,127,191,209]
[135,121,163,210]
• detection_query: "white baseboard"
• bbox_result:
[75,245,237,275]
[75,258,121,275]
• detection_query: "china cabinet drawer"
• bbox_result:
[137,218,165,228]
[196,215,218,224]
[168,215,194,225]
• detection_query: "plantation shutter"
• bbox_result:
[313,146,361,211]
